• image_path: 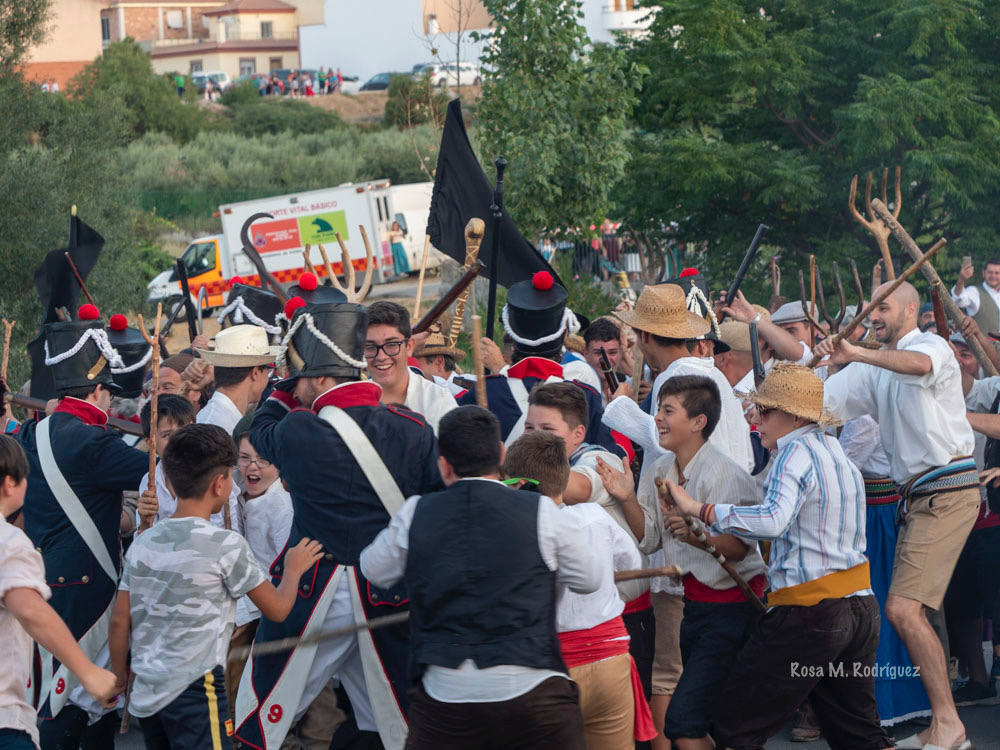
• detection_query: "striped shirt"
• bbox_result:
[713,425,871,594]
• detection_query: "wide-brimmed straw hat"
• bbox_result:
[737,363,841,426]
[196,324,278,367]
[715,305,771,353]
[614,284,710,340]
[416,325,465,361]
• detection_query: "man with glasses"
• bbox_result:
[366,301,457,435]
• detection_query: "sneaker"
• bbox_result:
[790,705,822,742]
[952,680,998,706]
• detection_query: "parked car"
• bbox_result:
[359,72,406,92]
[339,75,362,94]
[433,61,481,88]
[191,70,231,93]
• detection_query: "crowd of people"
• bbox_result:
[1,254,999,750]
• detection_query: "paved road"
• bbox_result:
[115,701,1000,748]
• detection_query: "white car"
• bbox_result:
[191,70,231,93]
[415,61,482,88]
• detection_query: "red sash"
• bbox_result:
[558,616,657,742]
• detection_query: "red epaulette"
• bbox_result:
[386,403,427,427]
[570,379,600,397]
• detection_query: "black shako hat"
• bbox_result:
[666,268,720,343]
[106,314,152,398]
[278,302,368,379]
[43,305,122,394]
[502,271,577,355]
[216,281,285,339]
[287,271,348,306]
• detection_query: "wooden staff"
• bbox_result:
[631,348,645,403]
[1,319,14,386]
[136,305,162,533]
[413,235,432,318]
[870,198,999,377]
[450,219,486,345]
[303,245,316,276]
[681,515,766,612]
[316,243,338,290]
[806,237,946,368]
[228,565,682,662]
[413,260,484,334]
[471,315,488,408]
[809,254,817,348]
[64,253,95,307]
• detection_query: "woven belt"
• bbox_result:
[897,457,978,522]
[864,476,900,506]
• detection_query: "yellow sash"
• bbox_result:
[767,562,870,608]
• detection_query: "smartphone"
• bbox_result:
[962,255,973,267]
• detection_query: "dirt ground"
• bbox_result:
[305,85,481,123]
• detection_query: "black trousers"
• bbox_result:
[36,706,117,750]
[405,676,585,750]
[139,665,232,750]
[713,596,892,750]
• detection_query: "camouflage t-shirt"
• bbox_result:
[119,517,267,717]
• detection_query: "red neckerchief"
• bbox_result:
[53,397,109,428]
[312,381,383,412]
[505,357,563,381]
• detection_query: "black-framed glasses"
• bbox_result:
[238,454,272,469]
[364,339,409,359]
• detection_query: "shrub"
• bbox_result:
[384,74,449,129]
[229,98,344,137]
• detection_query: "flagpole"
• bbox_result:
[485,156,506,341]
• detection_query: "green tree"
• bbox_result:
[68,39,209,143]
[0,0,51,70]
[476,0,644,237]
[384,73,449,131]
[617,0,1000,301]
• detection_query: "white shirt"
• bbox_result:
[639,441,766,593]
[823,328,975,483]
[952,282,1000,319]
[433,372,472,398]
[235,481,293,626]
[562,357,602,394]
[138,460,240,534]
[195,390,246,532]
[556,502,641,632]
[404,370,458,435]
[360,478,600,703]
[0,520,50,749]
[838,416,892,479]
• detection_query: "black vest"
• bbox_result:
[406,479,566,676]
[984,392,1000,514]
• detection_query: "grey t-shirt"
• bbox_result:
[119,517,267,717]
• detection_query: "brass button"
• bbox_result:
[81,575,89,583]
[57,576,65,583]
[324,553,333,561]
[35,547,42,552]
[371,592,379,602]
[300,585,310,594]
[393,594,400,602]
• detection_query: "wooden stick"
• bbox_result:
[1,319,15,385]
[471,315,488,408]
[809,255,817,348]
[6,393,143,436]
[413,234,432,318]
[136,305,162,533]
[355,225,375,302]
[870,198,999,377]
[64,252,96,307]
[450,219,486,345]
[334,232,356,293]
[413,260,484,334]
[119,673,136,733]
[680,515,766,612]
[806,237,946,368]
[316,243,343,294]
[303,245,316,277]
[631,348,645,403]
[228,564,682,662]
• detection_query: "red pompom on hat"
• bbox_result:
[532,270,554,291]
[78,303,100,321]
[284,296,306,319]
[679,267,699,278]
[109,314,128,331]
[229,275,245,287]
[298,272,318,291]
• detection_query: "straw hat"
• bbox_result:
[716,306,772,353]
[416,325,465,361]
[614,284,711,340]
[195,324,278,367]
[738,363,841,426]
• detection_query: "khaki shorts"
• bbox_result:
[890,487,980,609]
[651,591,684,696]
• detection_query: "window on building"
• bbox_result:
[260,21,273,38]
[166,10,184,29]
[190,60,203,73]
[269,57,282,70]
[101,17,111,41]
[240,58,256,76]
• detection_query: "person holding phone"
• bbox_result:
[953,255,1000,335]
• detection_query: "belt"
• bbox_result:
[767,562,870,608]
[898,457,978,522]
[863,476,901,506]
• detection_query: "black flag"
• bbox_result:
[427,99,560,288]
[28,213,105,400]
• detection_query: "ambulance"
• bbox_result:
[146,180,439,313]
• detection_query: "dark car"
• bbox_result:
[359,72,406,92]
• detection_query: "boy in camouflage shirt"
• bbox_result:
[109,424,322,749]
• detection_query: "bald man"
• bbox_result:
[815,281,979,750]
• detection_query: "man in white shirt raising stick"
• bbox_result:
[815,280,980,750]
